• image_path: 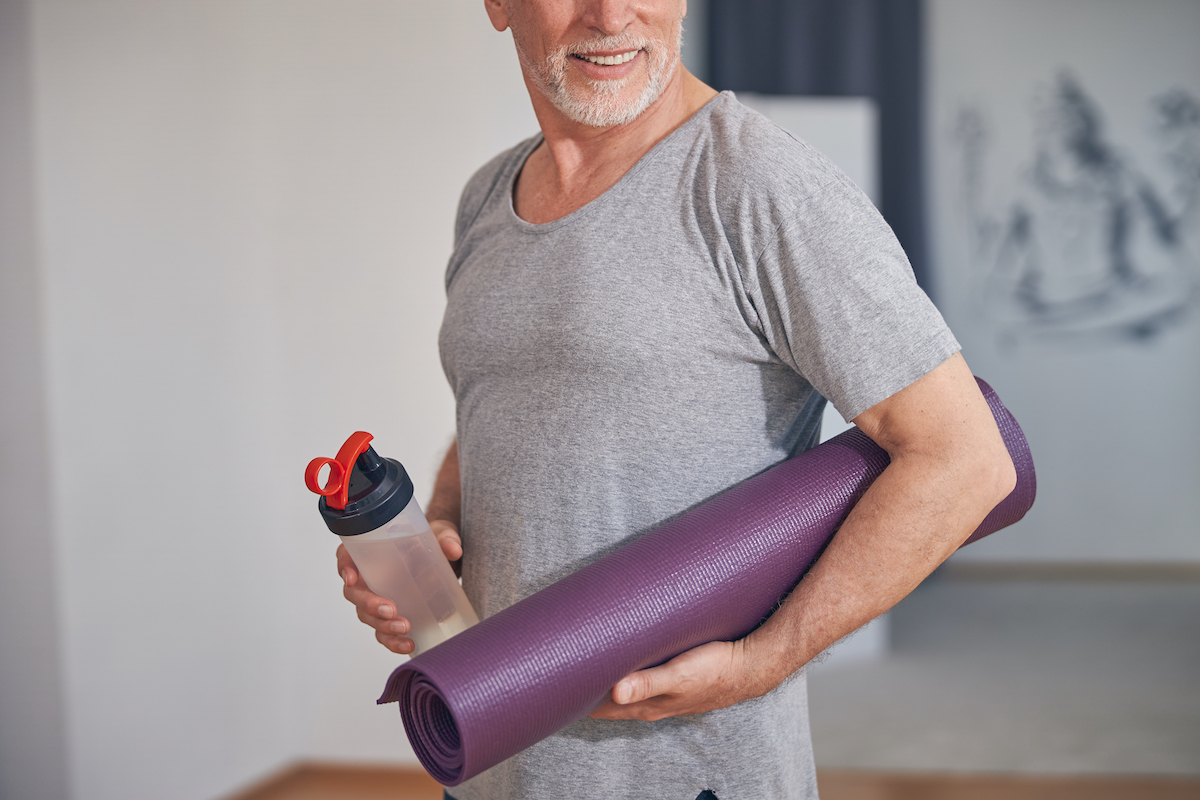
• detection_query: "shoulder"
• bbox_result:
[692,92,853,208]
[674,93,881,269]
[454,134,541,246]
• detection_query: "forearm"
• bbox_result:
[594,355,1018,720]
[424,439,462,526]
[743,439,1015,691]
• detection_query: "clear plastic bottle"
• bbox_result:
[306,431,478,655]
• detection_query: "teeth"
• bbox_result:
[579,51,638,66]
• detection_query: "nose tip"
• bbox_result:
[582,0,637,37]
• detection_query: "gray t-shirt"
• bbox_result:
[438,92,959,800]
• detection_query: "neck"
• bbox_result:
[514,66,718,224]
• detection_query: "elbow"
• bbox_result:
[980,439,1018,510]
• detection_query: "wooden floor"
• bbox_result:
[227,763,1200,800]
[816,770,1200,799]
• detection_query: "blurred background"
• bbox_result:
[1,1,1197,799]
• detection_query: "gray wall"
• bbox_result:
[0,0,71,797]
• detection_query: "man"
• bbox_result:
[338,2,1016,798]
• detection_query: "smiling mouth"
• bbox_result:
[573,50,640,66]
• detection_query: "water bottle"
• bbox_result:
[306,431,479,654]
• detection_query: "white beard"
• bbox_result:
[517,21,683,129]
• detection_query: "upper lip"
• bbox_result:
[574,48,641,58]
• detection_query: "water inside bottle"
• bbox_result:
[350,527,478,654]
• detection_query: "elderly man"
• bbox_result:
[338,1,1016,798]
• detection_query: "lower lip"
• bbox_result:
[573,51,642,79]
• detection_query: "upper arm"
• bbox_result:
[851,353,1016,498]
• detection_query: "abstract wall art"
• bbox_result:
[952,73,1200,346]
[927,0,1200,562]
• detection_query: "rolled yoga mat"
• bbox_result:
[379,377,1036,785]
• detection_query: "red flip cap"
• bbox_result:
[305,431,375,511]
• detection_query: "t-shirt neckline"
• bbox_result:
[502,91,735,234]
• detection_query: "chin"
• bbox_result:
[553,79,666,128]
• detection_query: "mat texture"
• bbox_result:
[379,378,1036,785]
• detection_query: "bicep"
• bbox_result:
[851,353,1009,471]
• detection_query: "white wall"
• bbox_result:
[7,2,536,799]
[11,3,1199,799]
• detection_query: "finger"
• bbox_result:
[376,630,416,655]
[430,520,463,562]
[439,536,463,562]
[345,581,400,622]
[589,699,623,719]
[355,598,404,628]
[590,694,673,722]
[336,544,359,586]
[340,565,398,623]
[337,544,418,656]
[613,663,675,705]
[338,547,389,621]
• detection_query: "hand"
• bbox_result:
[589,639,770,721]
[336,520,464,655]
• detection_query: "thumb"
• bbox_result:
[614,665,671,705]
[429,519,463,561]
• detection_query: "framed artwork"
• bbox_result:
[927,0,1200,561]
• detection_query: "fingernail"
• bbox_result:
[615,682,631,704]
[379,605,394,619]
[340,570,350,584]
[389,620,408,634]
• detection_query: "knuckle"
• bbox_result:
[345,587,368,609]
[358,606,386,628]
[376,631,401,652]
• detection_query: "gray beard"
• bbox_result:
[518,22,683,129]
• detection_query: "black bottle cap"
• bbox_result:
[317,445,415,537]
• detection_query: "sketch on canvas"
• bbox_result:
[952,72,1200,346]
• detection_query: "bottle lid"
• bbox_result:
[304,431,415,537]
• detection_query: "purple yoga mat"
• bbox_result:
[379,377,1036,785]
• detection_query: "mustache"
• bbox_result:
[559,33,654,60]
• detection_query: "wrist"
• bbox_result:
[424,498,460,530]
[742,616,818,692]
[734,635,781,700]
[426,441,462,529]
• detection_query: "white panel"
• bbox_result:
[737,94,880,205]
